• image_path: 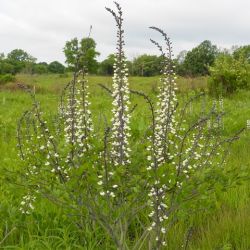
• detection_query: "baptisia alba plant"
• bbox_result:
[17,2,243,249]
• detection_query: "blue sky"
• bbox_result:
[0,0,249,63]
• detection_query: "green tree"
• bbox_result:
[63,38,78,70]
[132,54,162,76]
[182,40,218,76]
[63,37,100,73]
[48,61,65,74]
[99,54,115,75]
[7,49,35,62]
[7,49,36,74]
[233,45,250,63]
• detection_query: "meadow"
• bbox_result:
[0,73,249,249]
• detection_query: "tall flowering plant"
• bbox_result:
[17,50,94,214]
[61,69,93,167]
[141,28,242,249]
[145,27,179,247]
[107,2,131,167]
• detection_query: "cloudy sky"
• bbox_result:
[0,0,249,64]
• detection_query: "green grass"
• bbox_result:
[0,74,249,249]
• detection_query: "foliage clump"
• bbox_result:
[0,74,15,85]
[208,53,250,96]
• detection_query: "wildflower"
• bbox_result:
[109,5,131,167]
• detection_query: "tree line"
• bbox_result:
[0,38,249,79]
[0,49,65,75]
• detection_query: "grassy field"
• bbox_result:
[0,74,249,249]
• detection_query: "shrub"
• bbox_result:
[233,45,250,63]
[0,74,15,85]
[208,54,250,96]
[0,61,15,74]
[33,63,48,74]
[15,3,243,249]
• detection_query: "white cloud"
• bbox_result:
[0,0,249,63]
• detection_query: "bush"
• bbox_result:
[208,54,250,96]
[233,45,250,63]
[14,3,244,249]
[33,64,48,74]
[0,74,15,85]
[0,61,15,74]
